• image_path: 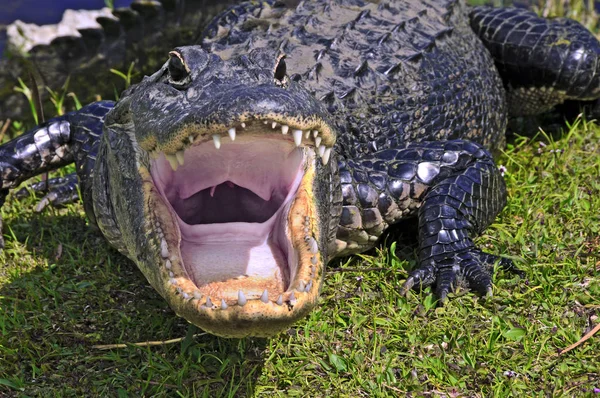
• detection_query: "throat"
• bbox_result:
[171,181,285,224]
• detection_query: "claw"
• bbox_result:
[400,277,415,296]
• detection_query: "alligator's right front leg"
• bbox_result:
[336,140,518,301]
[0,101,114,247]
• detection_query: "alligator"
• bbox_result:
[1,0,600,338]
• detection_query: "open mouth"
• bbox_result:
[144,119,334,336]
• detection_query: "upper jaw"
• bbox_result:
[139,117,335,337]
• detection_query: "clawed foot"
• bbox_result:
[14,173,79,212]
[400,249,521,302]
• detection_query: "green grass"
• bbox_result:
[1,121,599,397]
[1,3,600,397]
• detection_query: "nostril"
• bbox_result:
[274,57,287,82]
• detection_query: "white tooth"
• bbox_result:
[238,290,247,306]
[293,129,303,146]
[168,271,174,278]
[323,147,332,165]
[276,295,283,305]
[314,136,322,147]
[305,281,313,292]
[160,239,169,258]
[281,125,289,135]
[313,130,319,137]
[308,237,318,253]
[240,122,246,128]
[165,154,179,171]
[290,291,296,302]
[304,130,310,139]
[213,134,221,149]
[182,292,190,299]
[205,297,213,307]
[193,291,202,300]
[263,120,269,124]
[188,136,194,144]
[318,145,326,157]
[271,121,278,129]
[311,256,318,265]
[175,150,185,166]
[165,260,172,269]
[228,128,236,141]
[221,299,228,310]
[297,280,305,292]
[260,289,269,303]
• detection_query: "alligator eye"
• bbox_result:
[274,56,287,82]
[168,51,190,83]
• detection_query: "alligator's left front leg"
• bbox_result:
[0,101,113,247]
[337,140,517,300]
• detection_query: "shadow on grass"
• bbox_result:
[0,210,266,396]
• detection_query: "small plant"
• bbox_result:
[14,78,39,125]
[110,62,138,100]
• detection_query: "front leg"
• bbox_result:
[0,101,114,247]
[337,140,515,300]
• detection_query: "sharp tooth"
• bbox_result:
[290,291,296,302]
[305,281,313,292]
[165,154,179,171]
[293,129,303,146]
[263,120,269,124]
[193,291,202,300]
[318,145,326,157]
[311,256,318,265]
[297,280,305,292]
[238,290,247,306]
[323,147,332,165]
[182,292,190,299]
[314,136,322,147]
[240,122,246,128]
[205,296,213,307]
[165,260,172,269]
[260,289,269,303]
[175,150,185,166]
[213,134,221,149]
[271,121,278,129]
[304,130,310,139]
[313,130,319,137]
[221,299,228,310]
[308,237,318,253]
[276,295,283,305]
[188,136,194,144]
[228,128,236,141]
[160,239,169,258]
[281,125,289,135]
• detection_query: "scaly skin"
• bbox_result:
[1,0,600,336]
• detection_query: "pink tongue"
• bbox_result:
[181,239,287,287]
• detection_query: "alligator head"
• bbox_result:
[99,46,340,337]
